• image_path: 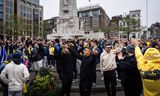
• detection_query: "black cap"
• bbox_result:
[126,44,135,54]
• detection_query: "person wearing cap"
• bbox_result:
[100,43,117,96]
[117,44,142,96]
[132,39,160,96]
[0,52,30,96]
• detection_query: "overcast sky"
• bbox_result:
[40,0,160,27]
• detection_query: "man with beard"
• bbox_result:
[68,46,98,96]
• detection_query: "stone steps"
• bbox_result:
[71,84,123,92]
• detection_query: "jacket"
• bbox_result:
[100,50,117,72]
[135,47,160,96]
[54,48,74,79]
[69,48,96,82]
[118,55,142,88]
[0,61,30,91]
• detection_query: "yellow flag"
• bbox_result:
[23,83,27,93]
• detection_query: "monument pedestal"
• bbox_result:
[54,0,84,39]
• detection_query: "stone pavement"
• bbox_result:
[70,68,124,95]
[0,91,124,96]
[0,68,124,96]
[71,69,123,92]
[70,92,124,96]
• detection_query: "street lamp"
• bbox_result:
[146,0,149,39]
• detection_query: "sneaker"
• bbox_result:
[117,79,121,82]
[51,66,55,69]
[72,79,76,83]
[75,78,79,82]
[101,77,104,80]
[93,83,96,87]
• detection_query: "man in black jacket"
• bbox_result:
[54,43,74,96]
[69,47,97,96]
[117,44,142,96]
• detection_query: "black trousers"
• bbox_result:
[123,84,142,96]
[1,82,8,96]
[103,70,117,96]
[56,61,62,80]
[116,63,122,80]
[93,64,97,83]
[73,60,78,79]
[79,81,93,96]
[47,55,55,66]
[61,76,72,96]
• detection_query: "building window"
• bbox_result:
[20,0,25,4]
[0,0,3,5]
[6,8,10,14]
[132,33,136,38]
[27,7,31,13]
[6,1,9,7]
[82,12,89,17]
[92,10,99,17]
[0,13,3,19]
[0,5,3,12]
[20,11,23,16]
[10,1,12,8]
[33,0,39,5]
[6,14,9,20]
[132,14,136,17]
[10,9,12,14]
[24,6,26,11]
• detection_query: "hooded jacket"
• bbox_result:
[0,61,30,91]
[135,47,160,96]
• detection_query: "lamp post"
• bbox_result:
[146,0,149,39]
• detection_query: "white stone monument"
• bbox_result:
[56,0,84,38]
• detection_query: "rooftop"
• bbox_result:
[78,5,104,12]
[129,10,141,13]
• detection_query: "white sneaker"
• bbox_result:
[51,66,55,69]
[93,83,96,88]
[101,77,104,80]
[72,80,76,83]
[75,79,79,81]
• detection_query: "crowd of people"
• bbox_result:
[0,37,160,96]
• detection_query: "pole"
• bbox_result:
[146,0,149,39]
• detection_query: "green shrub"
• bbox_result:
[27,67,61,96]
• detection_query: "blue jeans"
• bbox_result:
[8,91,22,96]
[0,64,6,72]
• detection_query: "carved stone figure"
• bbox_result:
[63,0,68,6]
[56,0,84,38]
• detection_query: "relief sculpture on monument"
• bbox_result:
[63,0,68,5]
[63,0,69,12]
